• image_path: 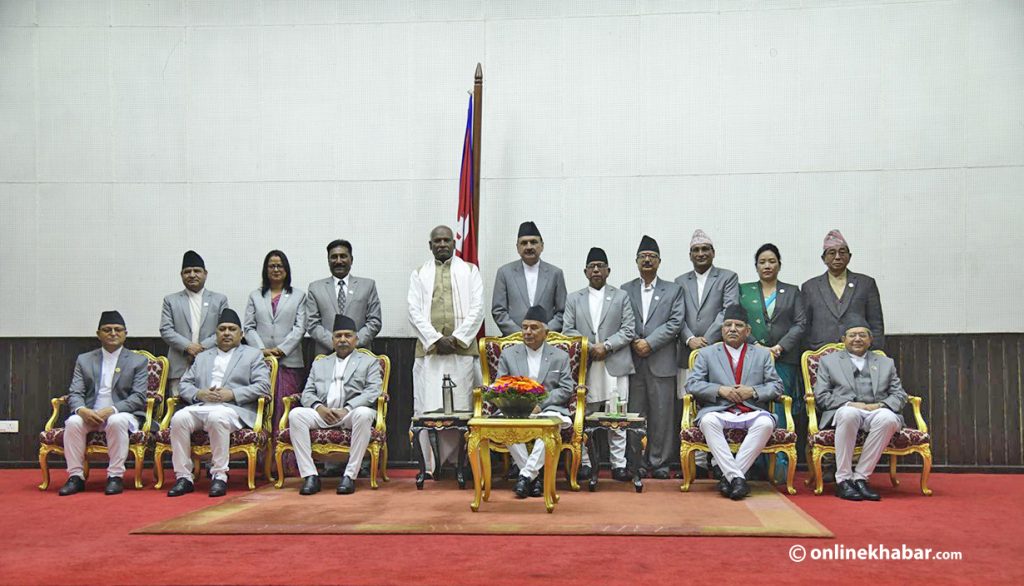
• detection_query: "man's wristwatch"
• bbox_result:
[752,389,759,401]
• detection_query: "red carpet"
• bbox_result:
[3,469,1023,585]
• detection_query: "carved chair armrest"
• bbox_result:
[472,386,485,418]
[279,394,301,431]
[253,397,267,434]
[681,394,695,429]
[159,397,180,430]
[804,393,820,435]
[907,395,928,433]
[571,385,586,437]
[141,397,157,434]
[780,395,794,432]
[374,394,387,433]
[44,395,69,431]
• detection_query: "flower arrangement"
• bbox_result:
[483,376,548,418]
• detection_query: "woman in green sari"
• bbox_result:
[739,244,807,479]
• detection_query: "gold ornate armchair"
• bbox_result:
[153,356,279,491]
[274,349,390,489]
[679,344,798,494]
[802,343,933,495]
[38,350,168,490]
[475,331,588,491]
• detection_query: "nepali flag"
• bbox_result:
[454,95,478,266]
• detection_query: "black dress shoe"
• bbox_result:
[337,476,355,495]
[637,467,650,479]
[104,476,124,495]
[513,475,531,499]
[299,475,321,495]
[854,479,881,501]
[577,465,592,482]
[717,476,731,497]
[167,478,195,497]
[208,478,228,497]
[530,477,543,498]
[58,476,86,496]
[728,477,750,500]
[835,480,864,501]
[652,468,670,480]
[612,467,631,482]
[505,463,521,481]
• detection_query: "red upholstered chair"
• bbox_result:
[475,331,588,491]
[802,343,933,496]
[153,356,279,491]
[678,344,798,494]
[274,349,390,489]
[38,350,169,490]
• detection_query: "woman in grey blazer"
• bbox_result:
[739,243,807,478]
[243,250,307,474]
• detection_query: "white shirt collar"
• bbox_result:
[724,342,744,361]
[642,277,658,291]
[588,285,605,296]
[522,261,539,274]
[849,353,867,371]
[216,346,235,358]
[334,275,348,289]
[102,346,123,361]
[186,288,204,299]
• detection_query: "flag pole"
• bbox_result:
[472,63,482,238]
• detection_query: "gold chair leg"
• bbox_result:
[380,443,389,482]
[274,444,287,489]
[154,445,167,490]
[82,459,90,481]
[919,446,934,496]
[38,447,51,491]
[368,443,380,489]
[502,452,510,477]
[132,446,146,489]
[679,444,693,492]
[481,440,493,502]
[263,444,274,483]
[192,457,200,480]
[811,446,825,495]
[246,447,257,490]
[889,453,900,487]
[785,447,797,495]
[568,444,581,492]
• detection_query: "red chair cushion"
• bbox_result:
[680,426,797,446]
[276,427,386,445]
[810,427,930,449]
[39,428,149,447]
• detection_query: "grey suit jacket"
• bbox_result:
[740,280,807,365]
[801,271,885,350]
[243,287,307,368]
[622,277,686,378]
[300,351,383,412]
[305,275,382,354]
[562,285,636,377]
[495,343,576,416]
[685,342,783,424]
[812,350,907,429]
[179,345,271,428]
[159,289,230,378]
[674,267,740,367]
[491,259,567,335]
[67,348,149,424]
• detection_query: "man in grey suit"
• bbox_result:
[498,306,577,499]
[289,315,382,495]
[58,311,149,496]
[167,309,271,498]
[491,221,568,335]
[306,239,383,355]
[563,247,635,480]
[802,229,885,351]
[685,305,783,500]
[622,236,686,479]
[813,316,905,501]
[159,250,230,396]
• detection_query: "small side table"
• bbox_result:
[410,411,474,489]
[584,413,647,493]
[467,417,562,513]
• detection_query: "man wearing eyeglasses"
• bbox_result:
[801,230,885,351]
[57,311,149,496]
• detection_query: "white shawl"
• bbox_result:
[407,255,485,350]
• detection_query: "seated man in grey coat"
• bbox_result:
[289,315,382,496]
[813,315,906,501]
[167,309,271,498]
[58,310,149,496]
[498,306,576,499]
[685,305,783,500]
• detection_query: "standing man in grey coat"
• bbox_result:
[563,247,635,480]
[57,310,149,496]
[166,309,271,498]
[159,250,229,397]
[622,236,686,479]
[306,239,382,355]
[289,315,383,496]
[801,229,885,351]
[685,305,783,500]
[491,221,567,335]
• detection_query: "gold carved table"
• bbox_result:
[467,417,562,513]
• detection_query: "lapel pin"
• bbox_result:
[779,289,785,294]
[654,296,660,301]
[114,367,121,373]
[606,296,612,301]
[848,283,854,288]
[203,302,209,306]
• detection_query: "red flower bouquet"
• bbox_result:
[483,375,548,418]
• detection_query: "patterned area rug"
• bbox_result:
[133,477,832,537]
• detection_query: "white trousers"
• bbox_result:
[698,410,774,482]
[170,405,242,482]
[508,412,572,480]
[834,406,902,483]
[581,401,627,469]
[289,406,376,480]
[64,412,139,479]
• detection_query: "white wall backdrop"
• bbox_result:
[1,0,1022,337]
